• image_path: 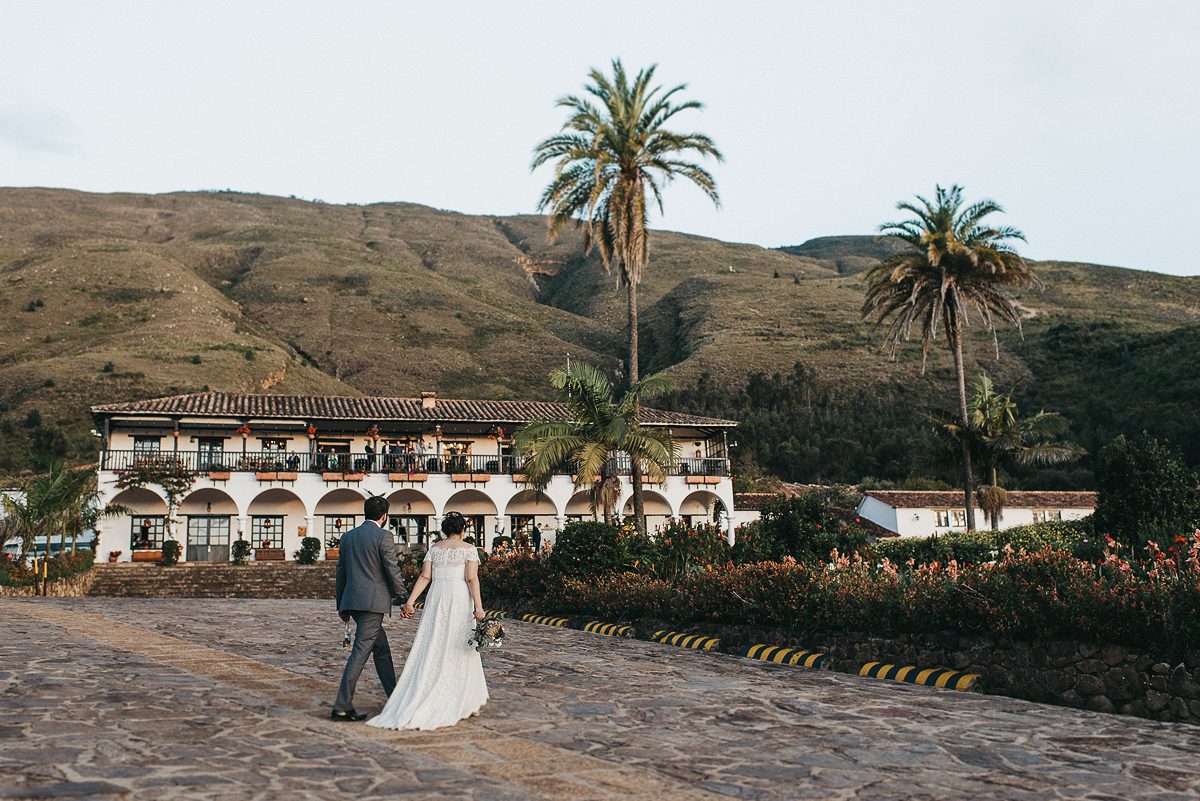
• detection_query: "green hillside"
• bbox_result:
[2,188,1197,486]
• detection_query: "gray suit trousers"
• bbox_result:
[334,610,397,711]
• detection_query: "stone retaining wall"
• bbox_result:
[602,616,1200,725]
[0,569,97,598]
[86,563,337,598]
[811,630,1200,725]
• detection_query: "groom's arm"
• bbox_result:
[378,532,407,598]
[335,549,347,615]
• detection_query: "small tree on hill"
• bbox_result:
[1093,434,1200,549]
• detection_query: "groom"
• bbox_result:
[332,495,412,721]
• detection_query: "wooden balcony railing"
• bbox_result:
[99,450,730,478]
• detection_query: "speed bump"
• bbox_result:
[521,613,569,627]
[652,630,720,651]
[582,621,633,637]
[744,644,828,669]
[858,661,981,692]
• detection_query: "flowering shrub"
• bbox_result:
[487,529,1200,653]
[0,550,94,586]
[872,520,1088,565]
[479,549,553,603]
[545,522,634,577]
[654,521,731,580]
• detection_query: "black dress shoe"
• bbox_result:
[330,709,368,722]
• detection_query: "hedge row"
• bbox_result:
[479,527,1200,655]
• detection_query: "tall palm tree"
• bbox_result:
[965,374,1084,529]
[532,59,721,531]
[863,184,1037,531]
[515,363,677,526]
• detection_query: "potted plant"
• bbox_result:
[231,539,252,566]
[108,550,122,563]
[295,536,321,565]
[160,540,182,566]
[325,534,341,561]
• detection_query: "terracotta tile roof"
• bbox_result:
[91,392,737,429]
[863,490,1097,510]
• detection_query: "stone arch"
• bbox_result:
[443,489,499,549]
[247,488,308,545]
[504,489,558,544]
[386,488,437,549]
[565,490,601,521]
[179,487,239,516]
[315,488,368,541]
[621,490,674,532]
[679,490,727,526]
[109,487,169,553]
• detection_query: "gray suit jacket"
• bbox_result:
[335,520,408,615]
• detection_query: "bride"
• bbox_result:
[367,512,489,730]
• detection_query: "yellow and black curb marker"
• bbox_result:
[521,613,569,627]
[652,630,721,651]
[744,644,828,669]
[581,621,634,638]
[858,661,981,692]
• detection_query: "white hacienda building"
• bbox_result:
[92,392,737,562]
[856,490,1097,538]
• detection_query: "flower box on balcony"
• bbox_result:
[208,471,231,481]
[450,473,474,483]
[276,471,298,481]
[255,548,285,561]
[131,549,163,563]
[389,473,429,482]
[685,475,721,485]
[255,471,278,481]
[342,473,365,482]
[325,548,340,561]
[511,474,529,483]
[471,474,491,483]
[572,475,602,484]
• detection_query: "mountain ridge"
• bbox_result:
[2,188,1198,483]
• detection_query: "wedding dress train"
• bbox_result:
[366,546,489,730]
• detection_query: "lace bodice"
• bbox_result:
[424,546,479,581]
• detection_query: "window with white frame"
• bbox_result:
[934,509,951,527]
[1032,509,1062,524]
[260,438,287,452]
[950,509,967,528]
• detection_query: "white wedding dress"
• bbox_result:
[366,545,489,730]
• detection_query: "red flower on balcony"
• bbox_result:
[237,424,251,438]
[366,425,381,440]
[307,425,317,439]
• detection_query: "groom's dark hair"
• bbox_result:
[364,495,389,522]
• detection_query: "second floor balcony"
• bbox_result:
[99,449,731,479]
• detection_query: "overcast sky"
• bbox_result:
[3,1,1198,274]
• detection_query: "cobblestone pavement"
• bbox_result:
[3,600,1200,800]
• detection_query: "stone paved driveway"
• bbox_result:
[2,599,1199,800]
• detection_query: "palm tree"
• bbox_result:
[1,464,96,560]
[515,363,677,526]
[967,375,1084,529]
[863,184,1037,531]
[532,59,721,531]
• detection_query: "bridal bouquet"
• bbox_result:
[469,618,505,651]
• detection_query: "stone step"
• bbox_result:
[87,564,337,598]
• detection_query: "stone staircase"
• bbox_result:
[87,563,337,598]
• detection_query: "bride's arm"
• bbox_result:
[465,556,485,621]
[403,558,432,616]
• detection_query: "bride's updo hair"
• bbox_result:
[441,511,467,537]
